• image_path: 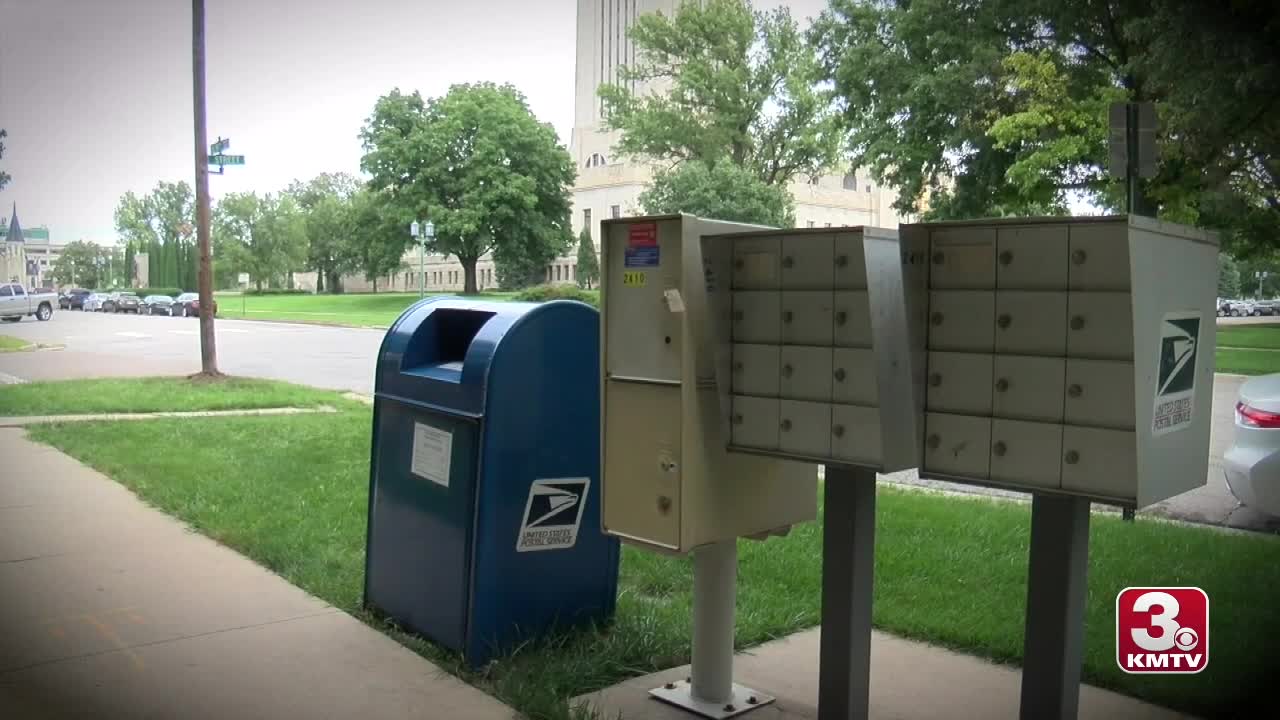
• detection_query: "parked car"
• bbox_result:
[142,295,175,316]
[99,292,120,312]
[0,283,56,322]
[59,288,90,310]
[1252,299,1280,316]
[83,293,105,312]
[1225,374,1280,518]
[173,292,217,317]
[1219,300,1255,317]
[111,291,141,314]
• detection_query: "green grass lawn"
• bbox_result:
[1216,322,1280,350]
[213,291,521,328]
[0,333,32,352]
[0,376,361,416]
[1215,348,1280,376]
[28,409,1279,719]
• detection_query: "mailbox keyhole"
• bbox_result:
[1068,384,1083,398]
[783,311,794,323]
[998,250,1013,266]
[1072,249,1087,265]
[997,314,1012,329]
[734,259,744,270]
[732,413,744,425]
[832,424,845,438]
[664,335,672,345]
[834,368,847,382]
[657,496,672,514]
[932,251,945,265]
[733,361,744,372]
[1070,315,1085,331]
[930,311,944,326]
[1064,450,1080,464]
[995,378,1010,392]
[992,441,1007,457]
[926,434,941,449]
[734,310,744,321]
[780,419,793,431]
[782,364,794,377]
[835,311,848,326]
[782,256,794,269]
[835,255,848,268]
[928,373,942,387]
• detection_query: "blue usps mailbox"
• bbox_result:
[364,297,619,666]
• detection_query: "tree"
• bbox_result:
[48,241,109,288]
[287,172,362,293]
[213,192,307,290]
[575,227,599,289]
[114,182,197,289]
[813,0,1280,249]
[640,161,794,228]
[598,0,839,187]
[360,83,576,293]
[1219,254,1242,298]
[349,187,412,291]
[0,128,10,191]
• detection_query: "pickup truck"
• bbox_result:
[0,283,56,322]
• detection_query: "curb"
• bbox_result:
[0,405,339,428]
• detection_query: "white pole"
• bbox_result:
[419,240,425,298]
[691,540,737,704]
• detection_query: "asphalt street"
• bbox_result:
[2,309,1276,532]
[0,310,384,394]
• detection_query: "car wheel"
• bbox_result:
[36,305,52,321]
[1255,309,1264,316]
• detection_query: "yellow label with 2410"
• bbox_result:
[623,271,646,287]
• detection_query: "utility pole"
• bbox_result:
[192,0,219,375]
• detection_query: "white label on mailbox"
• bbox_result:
[1152,312,1200,437]
[411,422,452,487]
[516,477,590,552]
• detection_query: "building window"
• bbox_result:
[610,204,621,219]
[586,153,607,168]
[867,184,873,193]
[807,220,815,228]
[825,223,832,228]
[843,173,857,191]
[583,208,592,236]
[808,175,820,186]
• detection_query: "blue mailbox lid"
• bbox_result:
[375,297,551,417]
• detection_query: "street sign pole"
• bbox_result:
[192,0,218,376]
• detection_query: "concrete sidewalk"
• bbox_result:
[0,429,514,720]
[576,628,1194,720]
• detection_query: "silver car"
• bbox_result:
[1224,374,1280,517]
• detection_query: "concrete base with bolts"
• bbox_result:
[649,680,774,719]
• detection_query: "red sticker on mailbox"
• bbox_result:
[628,222,658,247]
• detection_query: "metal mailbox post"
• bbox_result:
[600,214,818,718]
[364,297,620,668]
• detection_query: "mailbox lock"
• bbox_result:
[997,313,1012,329]
[659,458,678,472]
[928,372,942,387]
[732,413,744,425]
[832,424,845,438]
[835,255,848,268]
[926,434,941,449]
[1068,383,1083,398]
[780,419,793,432]
[1070,315,1086,331]
[735,258,745,270]
[1064,450,1080,465]
[834,368,847,382]
[734,309,744,321]
[1072,249,1087,265]
[992,441,1007,457]
[932,251,946,265]
[782,363,794,377]
[782,256,795,269]
[733,361,744,372]
[783,310,794,323]
[998,250,1013,266]
[995,378,1009,392]
[657,496,672,514]
[930,311,944,326]
[835,310,848,326]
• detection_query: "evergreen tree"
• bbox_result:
[575,227,599,289]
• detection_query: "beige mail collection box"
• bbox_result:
[906,215,1218,507]
[701,226,927,473]
[600,215,817,554]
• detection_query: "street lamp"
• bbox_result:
[410,220,435,298]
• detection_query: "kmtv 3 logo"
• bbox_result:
[516,478,590,553]
[1116,587,1209,674]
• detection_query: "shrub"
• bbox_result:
[138,287,185,298]
[511,284,599,307]
[243,288,311,296]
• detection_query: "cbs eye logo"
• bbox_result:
[1116,587,1209,674]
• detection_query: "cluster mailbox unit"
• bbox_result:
[599,212,1217,720]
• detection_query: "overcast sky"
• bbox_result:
[0,0,831,246]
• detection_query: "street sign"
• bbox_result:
[208,154,245,166]
[210,137,230,154]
